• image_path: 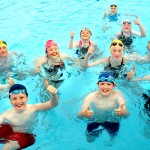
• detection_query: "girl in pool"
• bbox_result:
[113,17,146,48]
[69,28,100,60]
[78,71,128,142]
[35,39,78,87]
[83,39,149,79]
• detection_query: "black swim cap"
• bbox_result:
[9,84,28,98]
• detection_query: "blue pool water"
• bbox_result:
[0,0,150,149]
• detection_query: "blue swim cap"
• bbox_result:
[9,84,28,98]
[98,72,116,85]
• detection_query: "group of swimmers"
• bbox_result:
[0,3,150,150]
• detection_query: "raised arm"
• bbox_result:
[69,31,75,49]
[134,16,146,37]
[0,73,14,91]
[103,10,108,19]
[83,46,108,68]
[131,74,150,82]
[34,80,58,111]
[124,52,150,63]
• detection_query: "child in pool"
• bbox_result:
[0,81,58,150]
[103,4,120,22]
[69,28,100,60]
[0,40,18,73]
[113,17,146,48]
[83,40,149,79]
[78,71,128,142]
[35,40,78,87]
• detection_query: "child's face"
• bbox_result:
[46,46,59,58]
[80,29,91,40]
[111,45,123,60]
[10,92,28,111]
[110,6,117,14]
[98,82,114,96]
[0,46,8,57]
[122,21,132,32]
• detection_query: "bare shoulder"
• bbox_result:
[60,53,68,58]
[85,91,99,99]
[113,90,124,97]
[59,53,71,60]
[34,55,47,64]
[38,55,47,60]
[2,109,13,117]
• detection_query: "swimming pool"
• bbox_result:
[0,0,150,149]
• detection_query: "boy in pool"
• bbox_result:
[0,81,58,150]
[78,72,128,142]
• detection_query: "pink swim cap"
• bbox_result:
[45,40,58,49]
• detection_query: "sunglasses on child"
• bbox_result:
[98,76,116,84]
[111,42,124,47]
[10,89,27,95]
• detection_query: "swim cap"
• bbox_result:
[98,71,116,85]
[110,39,124,51]
[0,40,7,47]
[80,27,92,36]
[110,4,118,7]
[122,20,131,25]
[9,84,28,97]
[45,40,58,49]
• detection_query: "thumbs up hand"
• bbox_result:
[88,46,95,54]
[45,80,57,94]
[127,66,135,79]
[7,72,15,86]
[134,16,141,25]
[114,104,128,116]
[80,106,94,118]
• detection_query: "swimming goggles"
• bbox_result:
[111,42,124,47]
[122,21,131,25]
[10,89,27,95]
[110,4,117,7]
[0,40,7,45]
[98,76,116,84]
[80,27,92,35]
